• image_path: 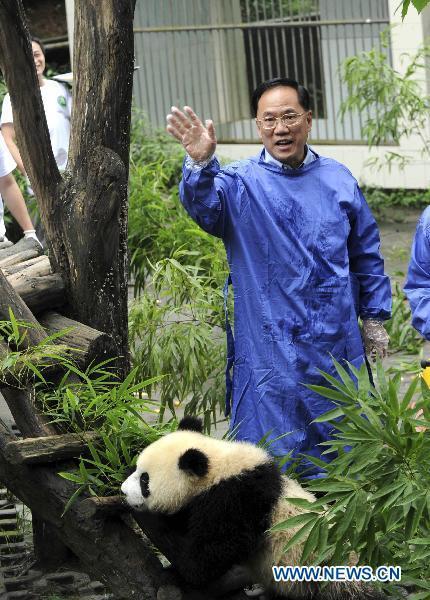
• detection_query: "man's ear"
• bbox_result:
[178,448,209,477]
[306,110,312,133]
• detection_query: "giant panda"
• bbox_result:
[121,417,384,599]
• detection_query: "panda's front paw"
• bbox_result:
[157,584,183,600]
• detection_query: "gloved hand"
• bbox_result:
[362,318,389,361]
[23,229,43,248]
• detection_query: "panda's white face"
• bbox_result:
[121,430,211,513]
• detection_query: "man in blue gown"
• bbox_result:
[166,78,391,474]
[404,207,430,337]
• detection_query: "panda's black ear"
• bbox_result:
[179,448,209,477]
[178,417,203,433]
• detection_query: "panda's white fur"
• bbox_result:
[122,418,382,600]
[122,429,269,513]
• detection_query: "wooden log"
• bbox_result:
[1,387,56,437]
[38,311,116,364]
[0,271,55,436]
[4,432,99,465]
[7,260,52,286]
[0,240,13,249]
[12,273,65,314]
[0,248,42,269]
[0,237,42,261]
[4,255,50,277]
[79,495,129,519]
[0,269,45,347]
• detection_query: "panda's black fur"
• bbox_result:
[121,418,385,599]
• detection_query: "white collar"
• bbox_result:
[264,144,316,170]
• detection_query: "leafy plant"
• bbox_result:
[398,0,430,19]
[129,253,227,431]
[340,29,430,171]
[384,282,424,355]
[0,312,79,387]
[0,317,171,506]
[39,359,173,507]
[363,187,430,214]
[275,359,430,598]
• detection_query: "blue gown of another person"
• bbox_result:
[404,206,430,338]
[180,150,391,475]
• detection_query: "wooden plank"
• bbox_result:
[11,273,65,314]
[4,432,99,465]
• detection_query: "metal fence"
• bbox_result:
[133,0,390,143]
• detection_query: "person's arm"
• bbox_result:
[347,184,391,358]
[1,124,26,176]
[166,106,232,238]
[348,184,391,319]
[0,173,34,232]
[404,208,430,339]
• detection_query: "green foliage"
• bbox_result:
[39,361,172,504]
[129,253,227,432]
[384,282,424,355]
[363,187,430,213]
[398,0,430,19]
[340,30,430,170]
[275,359,430,597]
[0,317,172,504]
[128,114,226,295]
[0,312,78,386]
[128,116,228,426]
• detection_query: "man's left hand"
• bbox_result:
[362,318,389,361]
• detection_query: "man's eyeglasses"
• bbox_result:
[256,112,307,131]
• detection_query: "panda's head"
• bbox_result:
[121,416,269,513]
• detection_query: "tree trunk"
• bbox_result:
[0,1,160,594]
[0,0,133,368]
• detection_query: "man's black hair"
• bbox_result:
[31,36,45,56]
[251,77,310,117]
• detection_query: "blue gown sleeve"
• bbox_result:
[179,156,234,239]
[347,184,392,321]
[404,207,430,339]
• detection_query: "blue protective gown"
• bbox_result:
[404,206,430,339]
[180,149,391,474]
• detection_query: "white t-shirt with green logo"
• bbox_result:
[1,78,71,170]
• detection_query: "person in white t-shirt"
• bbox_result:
[1,36,71,178]
[0,132,39,244]
[1,37,71,241]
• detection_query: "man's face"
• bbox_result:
[256,86,312,167]
[32,42,45,77]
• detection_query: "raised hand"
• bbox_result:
[166,106,217,162]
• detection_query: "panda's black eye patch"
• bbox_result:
[140,472,150,497]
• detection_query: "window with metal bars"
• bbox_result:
[240,0,325,118]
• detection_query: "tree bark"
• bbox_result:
[10,273,65,314]
[0,268,45,347]
[6,255,51,280]
[4,432,99,465]
[38,311,117,365]
[0,0,133,365]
